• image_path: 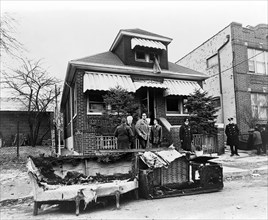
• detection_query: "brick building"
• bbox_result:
[177,22,268,135]
[0,97,53,146]
[60,29,210,153]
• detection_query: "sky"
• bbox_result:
[1,0,268,91]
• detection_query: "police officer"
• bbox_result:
[225,117,240,156]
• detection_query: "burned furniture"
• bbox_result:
[27,153,139,216]
[138,149,223,199]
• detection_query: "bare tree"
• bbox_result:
[2,58,61,147]
[0,13,23,57]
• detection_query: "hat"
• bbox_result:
[228,117,233,121]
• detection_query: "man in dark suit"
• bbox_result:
[225,117,240,156]
[150,118,162,148]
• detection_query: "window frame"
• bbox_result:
[135,50,160,63]
[247,48,268,75]
[251,93,268,120]
[87,93,106,115]
[166,96,189,116]
[206,54,219,68]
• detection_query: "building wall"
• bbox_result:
[231,23,268,133]
[177,25,233,124]
[177,22,268,134]
[0,111,52,146]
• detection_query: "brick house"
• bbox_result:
[177,22,268,135]
[0,97,53,146]
[60,29,209,154]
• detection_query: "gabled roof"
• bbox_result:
[74,51,125,66]
[121,28,171,40]
[110,28,172,51]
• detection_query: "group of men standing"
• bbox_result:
[114,113,163,149]
[114,113,268,155]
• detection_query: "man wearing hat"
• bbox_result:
[225,117,240,156]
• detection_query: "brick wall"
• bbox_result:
[231,23,268,133]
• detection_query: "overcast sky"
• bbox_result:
[1,0,268,86]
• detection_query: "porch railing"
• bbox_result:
[96,136,118,150]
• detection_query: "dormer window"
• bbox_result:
[135,50,160,63]
[136,51,146,61]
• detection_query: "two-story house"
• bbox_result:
[177,22,268,136]
[60,29,208,154]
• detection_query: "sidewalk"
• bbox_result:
[210,149,268,179]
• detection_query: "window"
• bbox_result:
[207,54,218,68]
[166,96,188,115]
[73,83,77,116]
[212,96,221,108]
[135,51,159,63]
[247,49,268,74]
[136,51,146,61]
[251,93,268,120]
[87,93,105,114]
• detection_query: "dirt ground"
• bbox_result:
[0,146,51,201]
[0,174,267,220]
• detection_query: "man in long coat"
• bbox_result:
[225,117,240,156]
[179,118,193,151]
[135,113,150,149]
[114,118,133,149]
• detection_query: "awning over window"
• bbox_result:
[83,72,136,92]
[131,38,166,50]
[83,72,202,96]
[134,80,168,90]
[163,79,202,96]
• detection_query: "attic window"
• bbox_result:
[136,51,146,61]
[135,51,159,63]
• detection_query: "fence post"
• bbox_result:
[17,115,19,158]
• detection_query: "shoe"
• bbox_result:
[230,154,234,157]
[235,153,240,156]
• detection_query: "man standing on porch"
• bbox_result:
[135,113,150,149]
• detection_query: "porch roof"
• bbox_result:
[133,80,168,90]
[83,72,136,92]
[131,38,166,50]
[83,72,203,96]
[163,79,203,96]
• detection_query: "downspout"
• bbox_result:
[217,35,230,123]
[65,82,74,151]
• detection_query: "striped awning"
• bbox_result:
[134,80,168,90]
[163,79,203,96]
[83,72,136,92]
[131,38,166,50]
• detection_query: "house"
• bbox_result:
[0,97,53,146]
[177,22,268,135]
[60,28,211,154]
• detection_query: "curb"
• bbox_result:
[223,167,268,180]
